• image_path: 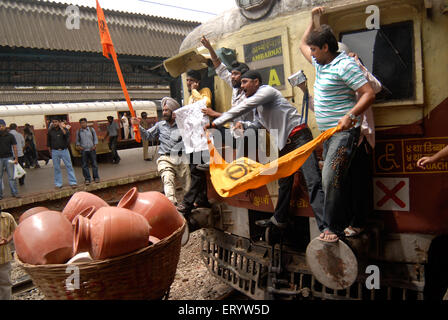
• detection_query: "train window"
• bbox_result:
[340,21,414,102]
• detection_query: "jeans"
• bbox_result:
[321,127,360,236]
[347,137,373,228]
[273,127,325,229]
[52,149,77,187]
[0,157,18,198]
[108,136,120,162]
[81,150,99,182]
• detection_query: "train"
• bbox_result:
[164,0,448,300]
[0,100,159,162]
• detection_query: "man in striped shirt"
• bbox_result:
[300,7,375,242]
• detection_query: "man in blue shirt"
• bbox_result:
[132,97,190,206]
[76,118,100,185]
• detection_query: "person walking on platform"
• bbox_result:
[0,120,19,199]
[205,71,324,243]
[131,97,190,206]
[8,124,26,186]
[47,117,78,189]
[103,116,121,164]
[24,124,43,168]
[140,112,152,161]
[0,209,17,300]
[76,118,100,185]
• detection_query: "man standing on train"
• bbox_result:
[76,118,100,185]
[47,117,78,188]
[205,71,325,243]
[0,120,19,199]
[299,7,376,242]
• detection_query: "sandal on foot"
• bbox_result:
[344,226,363,237]
[319,230,339,243]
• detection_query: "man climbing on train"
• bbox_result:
[205,70,325,243]
[131,97,190,206]
[299,6,376,242]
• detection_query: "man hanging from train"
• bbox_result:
[76,118,100,185]
[131,97,190,206]
[299,6,376,242]
[205,70,325,242]
[177,70,213,219]
[200,36,257,160]
[47,117,78,188]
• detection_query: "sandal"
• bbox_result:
[319,230,339,243]
[344,226,363,237]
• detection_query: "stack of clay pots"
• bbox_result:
[14,188,184,265]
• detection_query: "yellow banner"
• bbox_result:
[208,126,340,198]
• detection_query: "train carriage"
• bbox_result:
[164,0,448,300]
[0,100,158,162]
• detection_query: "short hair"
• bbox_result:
[231,61,250,74]
[306,24,339,54]
[186,69,201,81]
[241,70,263,84]
[141,112,147,117]
[107,116,114,120]
[79,118,87,123]
[9,123,17,130]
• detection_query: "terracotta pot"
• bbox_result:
[14,210,74,265]
[62,191,109,222]
[117,187,184,239]
[18,206,49,224]
[73,207,151,260]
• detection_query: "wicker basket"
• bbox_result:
[15,220,186,300]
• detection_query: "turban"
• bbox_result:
[161,97,180,111]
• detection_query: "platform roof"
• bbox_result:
[0,0,200,58]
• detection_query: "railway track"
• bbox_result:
[12,276,35,296]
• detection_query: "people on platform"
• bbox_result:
[121,112,130,140]
[205,71,325,243]
[76,118,100,185]
[47,117,78,188]
[103,116,121,164]
[140,112,153,161]
[0,120,19,199]
[24,124,45,168]
[299,6,375,242]
[131,97,190,206]
[0,208,17,300]
[177,70,212,218]
[8,124,26,186]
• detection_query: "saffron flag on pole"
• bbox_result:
[208,126,340,198]
[95,0,141,142]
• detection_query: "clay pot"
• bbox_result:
[62,191,109,222]
[73,207,151,260]
[19,207,49,224]
[117,187,184,239]
[14,210,74,265]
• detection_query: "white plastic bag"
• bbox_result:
[13,163,26,179]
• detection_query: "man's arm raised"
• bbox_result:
[300,6,325,64]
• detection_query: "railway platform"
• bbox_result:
[0,146,169,219]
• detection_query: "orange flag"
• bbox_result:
[95,0,141,142]
[208,126,340,198]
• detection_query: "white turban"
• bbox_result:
[161,97,180,111]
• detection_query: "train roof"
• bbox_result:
[0,100,157,117]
